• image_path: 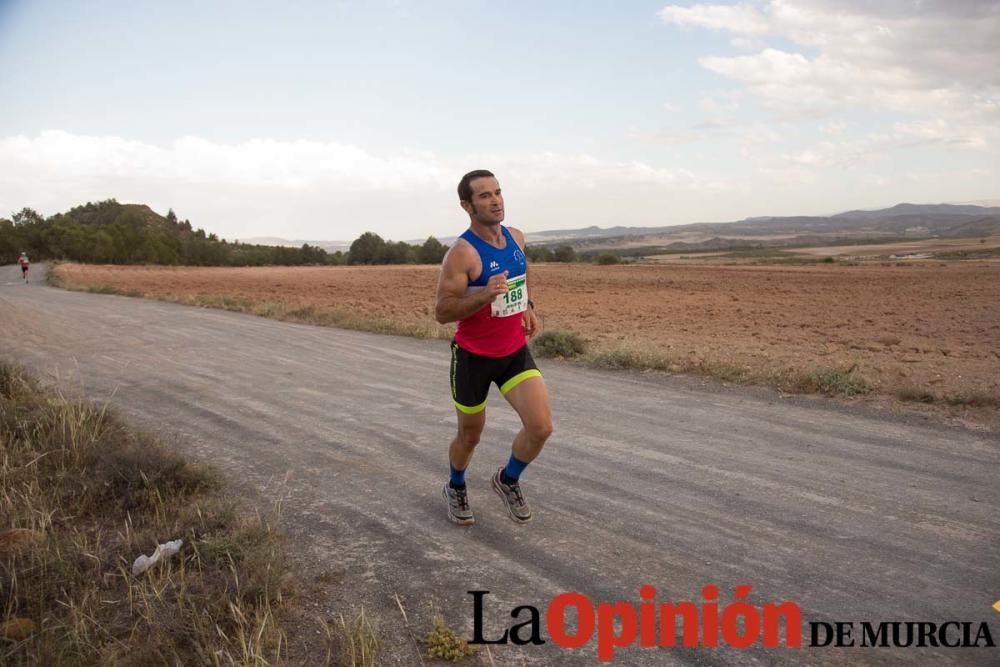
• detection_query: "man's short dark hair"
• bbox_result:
[458,170,495,203]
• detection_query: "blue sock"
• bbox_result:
[503,454,529,483]
[449,464,466,488]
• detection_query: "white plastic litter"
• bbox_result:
[132,539,183,575]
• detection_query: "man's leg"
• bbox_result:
[445,341,492,525]
[443,408,485,525]
[449,408,486,474]
[503,375,552,465]
[492,375,552,522]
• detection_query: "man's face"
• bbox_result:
[463,177,504,225]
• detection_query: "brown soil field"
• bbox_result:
[646,236,1000,263]
[53,261,1000,427]
[793,235,1000,258]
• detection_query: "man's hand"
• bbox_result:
[523,306,541,338]
[481,271,509,304]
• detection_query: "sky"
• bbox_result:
[1,0,998,242]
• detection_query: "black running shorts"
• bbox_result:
[450,341,541,414]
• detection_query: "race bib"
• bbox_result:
[491,273,528,318]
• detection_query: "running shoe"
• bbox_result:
[443,482,475,525]
[491,467,532,523]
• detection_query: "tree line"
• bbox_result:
[0,200,441,267]
[1,199,603,267]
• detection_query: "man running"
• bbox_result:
[435,170,553,525]
[18,252,29,283]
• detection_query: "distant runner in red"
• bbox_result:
[435,170,553,526]
[18,252,29,283]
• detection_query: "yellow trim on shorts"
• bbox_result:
[500,369,542,396]
[454,400,487,414]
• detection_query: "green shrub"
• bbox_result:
[422,616,478,662]
[795,367,871,397]
[531,329,586,358]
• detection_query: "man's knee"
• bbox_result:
[456,425,482,449]
[527,418,553,444]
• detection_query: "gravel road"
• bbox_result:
[1,264,997,665]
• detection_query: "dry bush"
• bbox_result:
[421,615,478,662]
[0,363,287,665]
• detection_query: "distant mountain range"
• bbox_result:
[240,202,1000,254]
[519,202,1000,252]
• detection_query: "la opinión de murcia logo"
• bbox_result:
[810,620,994,648]
[467,587,997,662]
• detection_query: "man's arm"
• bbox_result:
[508,227,541,337]
[435,241,508,324]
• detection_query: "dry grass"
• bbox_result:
[319,607,380,667]
[54,276,448,340]
[0,363,288,665]
[943,392,999,408]
[172,295,444,339]
[584,342,871,397]
[896,386,937,403]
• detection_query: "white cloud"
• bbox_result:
[730,35,765,49]
[889,118,987,149]
[819,120,847,135]
[2,131,451,190]
[658,3,771,34]
[659,1,1000,148]
[633,118,783,150]
[774,119,989,169]
[0,131,721,239]
[662,1,1000,86]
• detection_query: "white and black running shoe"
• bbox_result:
[492,467,532,523]
[443,482,475,525]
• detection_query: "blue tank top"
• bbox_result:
[454,225,528,357]
[460,225,526,286]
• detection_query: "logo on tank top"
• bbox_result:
[489,260,500,272]
[513,249,524,263]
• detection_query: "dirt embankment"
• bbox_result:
[53,261,1000,426]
